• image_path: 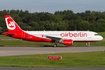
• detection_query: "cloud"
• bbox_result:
[30,9,42,13]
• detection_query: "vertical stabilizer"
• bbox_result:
[4,15,22,32]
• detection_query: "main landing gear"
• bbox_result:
[53,41,57,47]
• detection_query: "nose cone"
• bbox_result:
[100,36,103,40]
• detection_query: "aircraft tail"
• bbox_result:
[4,15,22,32]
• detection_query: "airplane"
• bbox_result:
[3,15,103,47]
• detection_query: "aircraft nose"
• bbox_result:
[100,36,103,40]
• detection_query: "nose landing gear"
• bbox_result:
[88,42,90,47]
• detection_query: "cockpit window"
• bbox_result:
[94,34,99,36]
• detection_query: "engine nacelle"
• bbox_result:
[63,39,73,45]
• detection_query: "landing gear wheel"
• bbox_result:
[88,42,90,47]
[54,40,57,47]
[54,44,57,47]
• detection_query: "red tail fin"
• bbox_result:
[4,15,22,32]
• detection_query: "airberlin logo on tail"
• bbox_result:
[60,32,87,37]
[6,17,16,30]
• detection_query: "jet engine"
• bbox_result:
[63,39,73,45]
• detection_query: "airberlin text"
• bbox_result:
[60,32,87,37]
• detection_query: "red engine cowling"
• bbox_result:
[63,39,73,45]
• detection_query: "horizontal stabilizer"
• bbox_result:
[3,32,15,36]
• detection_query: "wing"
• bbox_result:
[45,35,62,41]
[42,35,64,43]
[42,35,73,42]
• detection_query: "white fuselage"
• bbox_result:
[25,31,103,42]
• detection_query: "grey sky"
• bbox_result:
[0,0,105,13]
